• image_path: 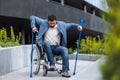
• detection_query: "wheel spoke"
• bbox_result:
[32,46,41,75]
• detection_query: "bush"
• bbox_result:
[100,0,120,80]
[68,35,106,55]
[68,47,76,54]
[0,26,21,47]
[79,35,105,54]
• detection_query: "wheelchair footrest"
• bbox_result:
[47,66,57,71]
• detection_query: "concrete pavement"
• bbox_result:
[0,58,103,80]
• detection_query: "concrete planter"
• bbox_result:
[0,45,31,76]
[69,52,102,61]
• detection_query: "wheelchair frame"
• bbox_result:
[32,33,62,76]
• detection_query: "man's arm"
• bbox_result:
[30,16,45,32]
[66,23,83,31]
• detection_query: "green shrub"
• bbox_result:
[100,0,120,80]
[68,47,76,54]
[10,26,15,42]
[79,35,105,54]
[68,35,105,54]
[0,26,21,47]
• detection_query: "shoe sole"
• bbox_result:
[48,68,56,71]
[62,75,71,78]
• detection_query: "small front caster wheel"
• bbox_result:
[43,66,47,76]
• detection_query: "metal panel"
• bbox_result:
[0,0,32,18]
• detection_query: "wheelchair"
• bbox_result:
[32,33,62,76]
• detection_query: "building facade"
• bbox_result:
[0,0,108,48]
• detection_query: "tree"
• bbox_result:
[101,0,120,80]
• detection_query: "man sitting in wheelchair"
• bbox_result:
[30,14,82,77]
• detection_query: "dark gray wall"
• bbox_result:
[0,0,32,19]
[0,0,108,33]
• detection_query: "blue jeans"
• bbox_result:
[42,41,69,72]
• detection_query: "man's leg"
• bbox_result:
[42,41,55,67]
[53,46,70,77]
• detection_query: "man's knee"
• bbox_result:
[61,47,68,58]
[61,47,68,53]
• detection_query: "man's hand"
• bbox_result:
[77,26,83,31]
[32,27,38,32]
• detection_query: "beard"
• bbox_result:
[50,25,55,28]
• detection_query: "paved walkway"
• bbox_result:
[0,59,102,80]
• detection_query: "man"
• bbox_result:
[30,14,82,77]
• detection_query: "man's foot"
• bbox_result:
[57,69,63,74]
[61,71,71,78]
[49,65,56,70]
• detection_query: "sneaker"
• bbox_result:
[61,71,71,78]
[50,65,56,70]
[57,69,63,74]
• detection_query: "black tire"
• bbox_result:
[32,45,41,75]
[43,66,47,76]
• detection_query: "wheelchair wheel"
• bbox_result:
[43,66,47,76]
[32,45,41,75]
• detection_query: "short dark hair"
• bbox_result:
[48,14,57,21]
